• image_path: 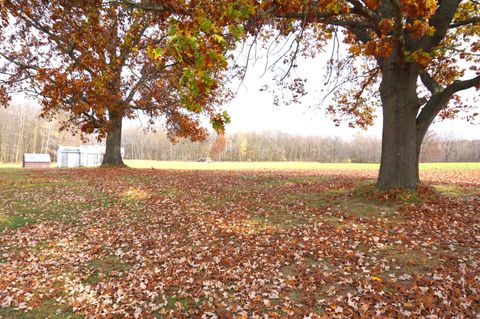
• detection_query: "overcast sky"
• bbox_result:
[222,45,479,140]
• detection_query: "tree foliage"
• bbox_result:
[242,0,480,125]
[0,0,250,145]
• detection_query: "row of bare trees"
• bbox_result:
[1,103,478,163]
[0,103,85,163]
[121,128,382,162]
[123,128,480,163]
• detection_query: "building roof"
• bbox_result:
[24,153,51,162]
[57,145,124,154]
[58,145,106,153]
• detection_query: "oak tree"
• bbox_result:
[0,0,237,166]
[252,0,480,189]
[176,0,478,188]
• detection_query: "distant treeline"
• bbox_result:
[123,128,480,163]
[1,103,479,163]
[0,104,84,163]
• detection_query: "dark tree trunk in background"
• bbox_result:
[377,64,421,189]
[102,112,125,167]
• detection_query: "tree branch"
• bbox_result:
[420,71,443,94]
[0,52,40,70]
[450,16,480,28]
[82,111,102,129]
[417,0,462,51]
[18,11,96,75]
[273,10,373,29]
[345,0,380,22]
[109,0,174,13]
[416,73,480,146]
[122,62,177,106]
[444,74,480,94]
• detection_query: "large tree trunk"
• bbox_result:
[102,112,125,167]
[377,65,420,189]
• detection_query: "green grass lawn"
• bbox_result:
[125,160,480,171]
[0,163,21,168]
[3,160,478,171]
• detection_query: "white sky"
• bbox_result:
[222,47,479,140]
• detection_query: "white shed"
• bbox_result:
[23,153,51,169]
[57,145,124,168]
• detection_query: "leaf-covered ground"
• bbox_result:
[0,167,479,318]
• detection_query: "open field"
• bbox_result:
[126,160,480,171]
[0,165,479,318]
[0,163,21,169]
[3,160,480,172]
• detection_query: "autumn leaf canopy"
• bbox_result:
[0,0,256,140]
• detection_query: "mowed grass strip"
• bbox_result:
[2,161,479,171]
[125,160,480,171]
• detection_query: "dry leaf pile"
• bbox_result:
[0,168,479,318]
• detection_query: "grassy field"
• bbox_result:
[0,165,479,318]
[126,160,381,170]
[126,160,480,171]
[0,163,21,168]
[3,160,480,171]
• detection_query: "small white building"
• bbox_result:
[57,145,124,168]
[23,153,51,169]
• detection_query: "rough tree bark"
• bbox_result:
[376,63,480,189]
[101,112,125,167]
[377,62,421,189]
[341,0,480,190]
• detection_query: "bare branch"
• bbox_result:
[445,74,480,94]
[450,16,480,28]
[279,5,309,81]
[0,52,40,70]
[420,71,443,94]
[416,73,480,143]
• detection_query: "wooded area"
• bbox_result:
[124,128,480,163]
[0,104,84,163]
[1,103,478,164]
